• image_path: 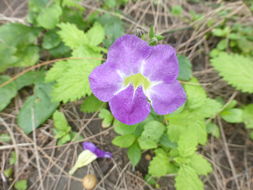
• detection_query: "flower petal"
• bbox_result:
[143,45,178,83]
[107,34,151,75]
[89,62,123,102]
[83,142,112,158]
[148,81,186,115]
[109,85,150,125]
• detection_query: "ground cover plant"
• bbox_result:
[0,0,253,190]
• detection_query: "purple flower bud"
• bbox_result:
[83,142,112,158]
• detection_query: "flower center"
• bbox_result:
[124,73,151,89]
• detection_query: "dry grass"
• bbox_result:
[1,0,253,190]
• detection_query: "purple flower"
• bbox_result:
[89,34,186,125]
[83,142,112,158]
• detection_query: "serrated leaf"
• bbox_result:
[14,180,27,190]
[211,53,253,93]
[175,166,204,190]
[80,94,105,113]
[220,108,243,123]
[45,61,70,82]
[99,109,114,128]
[149,149,176,177]
[112,134,136,148]
[37,3,62,29]
[127,143,141,167]
[17,83,59,134]
[57,22,88,49]
[138,121,165,150]
[42,30,61,49]
[189,154,212,175]
[184,78,207,109]
[178,129,198,157]
[0,76,17,111]
[242,104,253,129]
[177,55,192,81]
[86,22,105,46]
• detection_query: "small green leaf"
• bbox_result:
[80,95,105,113]
[127,143,141,167]
[177,55,192,81]
[178,129,198,157]
[149,149,176,177]
[0,76,17,111]
[4,168,13,178]
[17,83,59,134]
[206,123,220,138]
[112,134,136,148]
[138,121,165,150]
[242,104,253,129]
[99,109,114,128]
[37,3,62,29]
[57,134,71,145]
[189,153,212,175]
[53,111,70,131]
[175,166,203,190]
[86,22,105,46]
[14,180,27,190]
[9,151,17,165]
[113,120,137,135]
[220,108,243,123]
[42,30,61,49]
[171,5,183,16]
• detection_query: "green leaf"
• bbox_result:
[4,168,13,178]
[45,61,70,82]
[206,123,220,138]
[149,149,176,177]
[184,78,207,109]
[0,133,11,143]
[242,104,253,129]
[138,121,165,150]
[9,151,17,165]
[14,180,27,190]
[17,83,59,134]
[177,55,192,81]
[37,3,62,29]
[50,47,102,103]
[178,129,198,157]
[53,111,70,132]
[113,120,137,135]
[80,94,105,113]
[220,108,243,123]
[42,30,61,49]
[57,134,71,145]
[189,154,212,175]
[112,134,136,148]
[0,76,17,111]
[127,143,141,167]
[171,5,183,16]
[98,14,124,47]
[15,71,45,90]
[211,53,253,93]
[99,109,114,128]
[175,166,204,190]
[57,22,88,49]
[86,22,105,46]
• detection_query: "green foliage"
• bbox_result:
[99,109,114,128]
[0,23,40,72]
[113,120,137,135]
[149,149,175,177]
[42,30,61,50]
[171,5,183,16]
[37,3,62,29]
[14,180,28,190]
[177,55,192,81]
[46,23,104,102]
[175,166,203,190]
[189,154,212,175]
[80,94,105,113]
[138,121,165,150]
[9,151,17,165]
[242,104,253,129]
[17,83,59,134]
[112,134,136,148]
[0,133,11,143]
[206,123,220,138]
[177,129,198,157]
[127,143,141,167]
[220,108,243,123]
[53,110,76,145]
[0,76,17,111]
[211,53,253,93]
